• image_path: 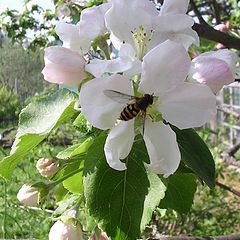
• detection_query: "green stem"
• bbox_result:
[48,167,83,189]
[102,40,111,60]
[60,156,85,166]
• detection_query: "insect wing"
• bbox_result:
[103,90,135,104]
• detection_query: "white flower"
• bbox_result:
[80,40,216,176]
[42,4,110,86]
[36,158,59,177]
[79,3,111,53]
[86,0,199,78]
[42,46,86,86]
[189,49,237,93]
[55,22,82,52]
[49,220,83,240]
[17,184,39,207]
[85,43,142,78]
[105,0,198,55]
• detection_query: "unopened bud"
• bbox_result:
[49,220,83,240]
[17,184,39,207]
[36,158,59,177]
[189,49,237,94]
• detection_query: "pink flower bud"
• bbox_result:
[17,184,39,207]
[189,49,237,94]
[214,23,228,33]
[216,43,225,49]
[42,46,87,87]
[49,220,83,240]
[36,158,59,177]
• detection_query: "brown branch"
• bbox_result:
[226,142,240,156]
[152,234,240,240]
[190,0,207,25]
[193,23,240,50]
[216,181,240,197]
[211,0,221,24]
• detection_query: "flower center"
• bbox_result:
[131,25,154,60]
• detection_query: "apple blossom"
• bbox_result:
[86,0,199,78]
[214,22,230,33]
[85,43,142,78]
[79,3,111,53]
[49,220,83,240]
[49,209,83,240]
[17,184,39,207]
[36,158,59,177]
[55,22,82,52]
[214,22,230,49]
[42,3,110,86]
[189,49,237,93]
[42,46,87,86]
[80,40,216,176]
[105,0,198,57]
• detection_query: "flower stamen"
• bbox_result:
[131,25,154,60]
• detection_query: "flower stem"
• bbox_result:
[48,167,83,189]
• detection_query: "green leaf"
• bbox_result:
[53,194,80,217]
[57,137,94,160]
[54,183,68,202]
[84,135,166,240]
[159,174,197,214]
[63,169,83,194]
[0,89,78,180]
[73,112,92,133]
[171,126,215,188]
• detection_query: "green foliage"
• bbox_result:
[84,135,166,240]
[0,40,47,97]
[0,89,78,179]
[0,148,52,239]
[0,85,20,124]
[0,6,56,50]
[171,126,216,188]
[159,174,197,214]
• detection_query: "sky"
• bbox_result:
[0,0,55,12]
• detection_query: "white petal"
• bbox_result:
[159,82,217,129]
[79,74,133,130]
[119,43,136,59]
[86,43,141,77]
[79,3,111,53]
[105,0,157,46]
[104,120,135,171]
[143,120,181,177]
[42,46,86,86]
[160,0,189,15]
[55,21,81,52]
[139,40,191,95]
[155,14,194,32]
[150,15,198,50]
[85,58,131,77]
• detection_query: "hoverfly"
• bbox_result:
[103,90,154,121]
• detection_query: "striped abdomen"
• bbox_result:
[120,103,140,121]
